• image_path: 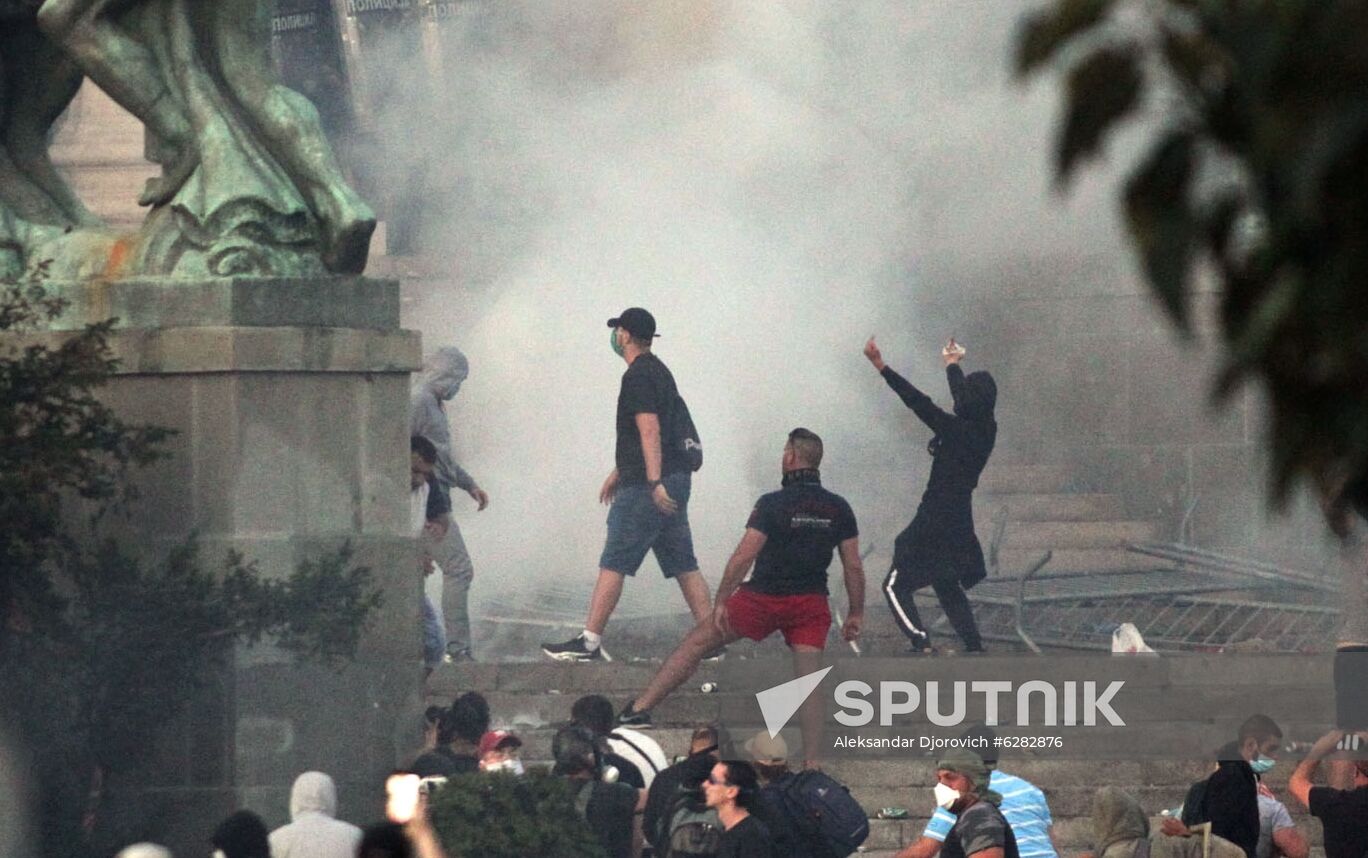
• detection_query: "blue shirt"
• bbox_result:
[924,770,1057,858]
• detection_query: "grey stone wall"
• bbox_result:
[32,277,423,854]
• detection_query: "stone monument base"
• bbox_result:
[30,276,423,853]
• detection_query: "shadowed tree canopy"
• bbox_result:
[1017,0,1368,528]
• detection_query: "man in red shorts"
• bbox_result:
[618,428,865,768]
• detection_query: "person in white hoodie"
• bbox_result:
[410,347,490,662]
[269,771,362,858]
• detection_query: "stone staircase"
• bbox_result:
[974,463,1165,577]
[427,657,1336,858]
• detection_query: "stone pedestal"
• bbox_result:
[35,277,422,852]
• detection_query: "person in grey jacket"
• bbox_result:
[410,346,489,662]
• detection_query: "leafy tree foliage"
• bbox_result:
[428,771,607,858]
[0,272,383,857]
[0,263,172,645]
[1018,0,1368,523]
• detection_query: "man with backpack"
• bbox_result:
[1163,714,1284,858]
[553,725,647,858]
[544,307,712,663]
[703,760,780,858]
[748,731,869,858]
[618,428,865,770]
[573,694,669,790]
[646,725,726,856]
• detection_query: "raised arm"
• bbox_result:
[1289,729,1344,809]
[881,366,955,435]
[864,336,954,435]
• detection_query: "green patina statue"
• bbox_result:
[0,0,376,279]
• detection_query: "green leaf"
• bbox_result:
[1057,45,1145,180]
[1124,131,1197,327]
[1016,0,1117,77]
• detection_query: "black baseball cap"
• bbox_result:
[607,308,658,339]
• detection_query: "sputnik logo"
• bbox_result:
[754,666,833,737]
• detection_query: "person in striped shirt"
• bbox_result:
[897,727,1059,858]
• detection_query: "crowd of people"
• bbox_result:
[109,705,1366,858]
[409,308,1007,765]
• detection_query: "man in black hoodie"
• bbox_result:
[1165,714,1284,858]
[864,336,997,653]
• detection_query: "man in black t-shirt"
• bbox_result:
[544,307,712,663]
[703,760,779,858]
[1288,728,1368,858]
[618,428,865,768]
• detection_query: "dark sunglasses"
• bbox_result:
[706,775,732,787]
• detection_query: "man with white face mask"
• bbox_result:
[900,726,1058,858]
[932,749,1020,858]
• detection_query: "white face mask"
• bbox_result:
[485,758,524,775]
[934,782,962,810]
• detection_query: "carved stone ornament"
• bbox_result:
[0,0,375,280]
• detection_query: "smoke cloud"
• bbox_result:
[378,1,1148,619]
[372,1,1336,623]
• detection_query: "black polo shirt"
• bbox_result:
[741,470,858,596]
[615,353,688,484]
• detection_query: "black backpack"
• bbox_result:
[667,392,703,472]
[774,771,869,858]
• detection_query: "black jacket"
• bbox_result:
[1179,748,1260,858]
[882,363,997,584]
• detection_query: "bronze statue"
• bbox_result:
[0,0,376,278]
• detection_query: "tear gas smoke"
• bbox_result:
[374,1,1332,621]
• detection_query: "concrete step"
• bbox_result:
[978,465,1074,494]
[980,520,1162,549]
[994,547,1160,574]
[975,492,1126,522]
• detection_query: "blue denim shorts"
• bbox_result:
[599,472,698,578]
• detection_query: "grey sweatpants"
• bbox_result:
[431,518,474,655]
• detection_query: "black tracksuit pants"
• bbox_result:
[882,564,983,651]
